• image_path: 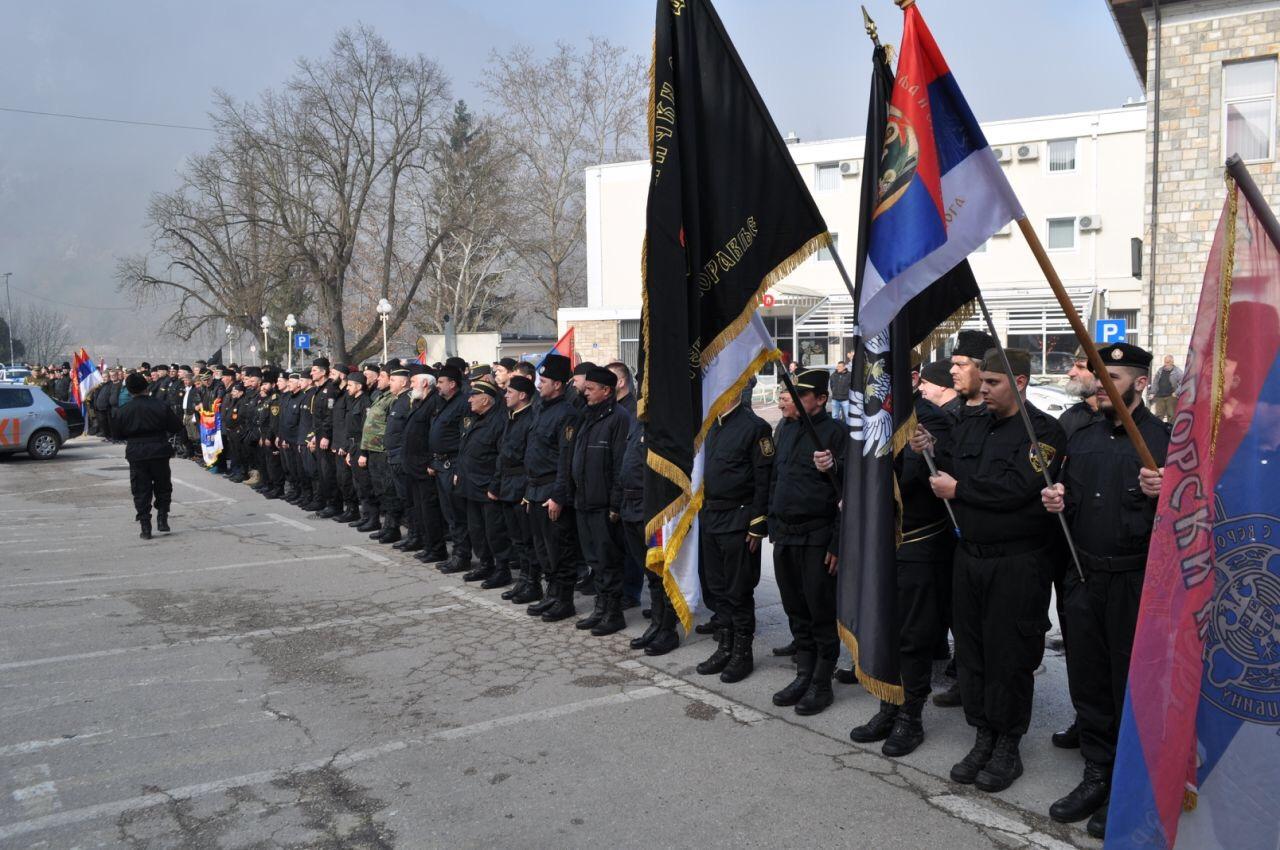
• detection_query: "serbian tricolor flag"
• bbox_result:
[538,327,577,370]
[857,2,1022,337]
[70,348,102,409]
[1107,160,1280,849]
[416,350,428,365]
[198,399,223,467]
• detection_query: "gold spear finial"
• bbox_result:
[895,0,917,9]
[861,5,882,46]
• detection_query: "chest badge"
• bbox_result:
[564,425,575,442]
[759,436,775,457]
[463,416,473,430]
[1029,441,1057,473]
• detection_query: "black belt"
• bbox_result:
[901,518,951,546]
[529,473,556,485]
[1079,550,1147,573]
[704,498,747,512]
[959,538,1044,558]
[623,488,643,499]
[503,464,526,474]
[771,516,835,536]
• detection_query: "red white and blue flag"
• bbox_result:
[537,327,576,370]
[70,347,102,408]
[1107,170,1280,849]
[858,3,1022,336]
[416,350,428,365]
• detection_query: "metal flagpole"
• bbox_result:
[777,366,842,494]
[973,291,1086,582]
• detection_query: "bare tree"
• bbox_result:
[483,39,647,325]
[17,304,72,365]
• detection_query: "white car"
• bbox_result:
[0,366,32,384]
[0,384,70,459]
[1026,381,1076,419]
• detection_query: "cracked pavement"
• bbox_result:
[0,441,1096,848]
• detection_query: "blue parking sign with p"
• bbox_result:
[1094,319,1127,343]
[294,333,311,350]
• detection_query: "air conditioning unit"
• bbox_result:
[838,159,860,177]
[992,146,1011,163]
[1079,214,1103,232]
[1016,143,1040,161]
[993,222,1013,237]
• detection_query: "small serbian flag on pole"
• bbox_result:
[1106,161,1280,849]
[537,327,576,369]
[857,1,1022,337]
[70,347,102,409]
[416,350,428,365]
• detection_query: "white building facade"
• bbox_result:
[561,105,1148,377]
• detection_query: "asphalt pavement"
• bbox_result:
[0,436,1095,849]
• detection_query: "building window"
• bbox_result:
[815,162,841,192]
[816,233,839,262]
[1047,218,1076,250]
[1224,58,1277,163]
[618,319,641,373]
[1048,138,1077,172]
[1108,309,1140,344]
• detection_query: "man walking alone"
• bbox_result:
[112,371,183,539]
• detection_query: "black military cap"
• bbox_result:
[498,357,518,371]
[920,360,953,388]
[312,357,330,370]
[470,363,492,379]
[437,365,463,384]
[243,366,262,378]
[470,379,500,398]
[263,368,280,383]
[346,371,366,387]
[584,366,617,389]
[125,372,148,393]
[573,361,597,376]
[953,329,998,360]
[982,347,1031,378]
[231,382,245,393]
[156,363,170,372]
[389,364,411,377]
[288,371,302,380]
[1093,342,1153,372]
[539,354,572,383]
[362,362,380,374]
[406,363,427,377]
[140,361,151,371]
[508,375,535,396]
[793,368,829,396]
[179,364,192,372]
[445,356,468,373]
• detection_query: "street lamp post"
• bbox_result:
[260,315,271,364]
[284,314,297,372]
[376,299,392,364]
[3,272,13,366]
[225,323,234,365]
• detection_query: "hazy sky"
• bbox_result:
[0,0,1142,356]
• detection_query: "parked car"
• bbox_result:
[1026,381,1075,419]
[55,399,85,438]
[0,385,70,459]
[0,365,32,384]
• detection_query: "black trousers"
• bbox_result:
[699,527,761,632]
[391,463,416,533]
[897,558,948,703]
[1063,566,1144,765]
[335,453,356,508]
[953,545,1053,736]
[353,456,377,512]
[263,444,283,487]
[529,501,556,584]
[433,466,471,560]
[466,498,510,569]
[280,444,298,488]
[504,502,534,575]
[774,543,838,660]
[529,502,582,591]
[129,457,172,520]
[576,508,598,582]
[368,451,399,519]
[580,508,625,600]
[411,477,446,555]
[318,449,338,507]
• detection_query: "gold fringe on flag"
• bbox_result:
[1210,176,1238,461]
[838,622,905,705]
[909,298,978,366]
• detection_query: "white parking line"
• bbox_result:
[266,513,313,532]
[0,732,110,758]
[170,477,235,503]
[0,553,349,592]
[616,659,767,724]
[343,545,391,564]
[0,604,462,672]
[0,687,667,841]
[0,480,128,497]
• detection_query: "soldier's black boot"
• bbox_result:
[695,627,733,676]
[358,512,381,533]
[575,571,595,596]
[950,728,998,784]
[719,628,754,683]
[317,504,340,519]
[591,595,626,636]
[540,586,576,622]
[849,701,898,744]
[882,700,926,757]
[974,734,1024,793]
[156,513,170,533]
[481,563,512,590]
[336,506,359,523]
[771,639,797,657]
[526,583,557,616]
[1049,761,1111,823]
[377,520,402,545]
[139,516,152,540]
[630,590,664,649]
[644,598,680,656]
[1051,717,1081,749]
[463,561,493,583]
[773,651,815,706]
[1086,803,1108,839]
[501,570,526,600]
[575,594,607,630]
[514,573,544,605]
[794,655,836,716]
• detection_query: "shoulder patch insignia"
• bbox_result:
[462,416,473,430]
[759,436,775,457]
[270,405,280,416]
[1029,441,1057,474]
[564,424,575,442]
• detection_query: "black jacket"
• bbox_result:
[384,391,412,464]
[401,394,435,479]
[345,392,373,458]
[829,368,852,402]
[457,402,505,500]
[524,393,580,504]
[619,418,646,523]
[569,399,633,513]
[112,395,182,461]
[896,396,957,563]
[702,403,773,536]
[331,391,350,450]
[492,403,535,503]
[428,391,467,459]
[768,410,846,553]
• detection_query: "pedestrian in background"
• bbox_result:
[1148,354,1182,422]
[829,359,852,423]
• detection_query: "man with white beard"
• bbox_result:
[1058,354,1104,440]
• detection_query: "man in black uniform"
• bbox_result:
[919,348,1066,793]
[567,367,633,635]
[309,359,342,517]
[1042,343,1169,838]
[430,364,472,571]
[524,354,583,620]
[769,369,847,716]
[493,375,538,600]
[343,371,377,528]
[568,361,597,596]
[456,378,511,586]
[329,368,358,521]
[849,380,957,756]
[695,386,773,683]
[278,373,305,503]
[386,364,422,550]
[621,417,681,655]
[404,370,449,563]
[113,372,182,539]
[256,369,284,498]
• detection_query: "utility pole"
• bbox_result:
[2,273,13,366]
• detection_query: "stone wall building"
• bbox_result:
[1110,0,1280,358]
